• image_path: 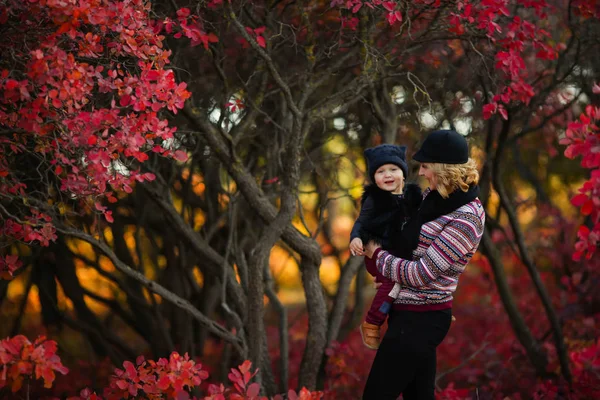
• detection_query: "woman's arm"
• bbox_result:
[364,213,484,287]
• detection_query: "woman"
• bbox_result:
[360,129,486,400]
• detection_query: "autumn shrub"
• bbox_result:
[0,335,323,400]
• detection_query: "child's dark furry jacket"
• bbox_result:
[352,183,422,259]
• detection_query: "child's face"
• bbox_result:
[374,163,404,194]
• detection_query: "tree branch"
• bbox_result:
[57,227,246,357]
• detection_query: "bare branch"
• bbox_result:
[57,227,247,357]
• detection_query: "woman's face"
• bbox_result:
[418,163,437,189]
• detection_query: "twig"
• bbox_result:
[435,341,490,388]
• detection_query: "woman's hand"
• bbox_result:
[349,238,364,256]
[363,241,380,259]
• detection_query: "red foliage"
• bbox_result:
[0,0,192,275]
[1,0,599,399]
[0,335,68,393]
[561,104,600,261]
[101,352,209,399]
[0,341,323,400]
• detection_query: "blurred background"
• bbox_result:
[1,0,599,398]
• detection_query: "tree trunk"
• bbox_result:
[298,258,327,390]
[480,230,548,376]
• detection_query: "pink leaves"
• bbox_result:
[206,360,274,400]
[94,202,114,223]
[176,8,191,18]
[226,98,245,113]
[482,103,497,120]
[331,1,404,26]
[495,50,525,79]
[173,150,189,162]
[341,16,359,30]
[381,1,395,11]
[170,8,219,49]
[386,10,402,25]
[0,1,192,264]
[381,2,402,25]
[105,352,209,399]
[0,255,22,280]
[0,338,328,400]
[285,388,325,400]
[561,102,600,260]
[227,360,258,396]
[200,32,220,50]
[445,2,553,113]
[0,335,68,392]
[245,26,268,48]
[0,209,57,253]
[482,102,508,120]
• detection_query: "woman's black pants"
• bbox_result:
[362,308,452,400]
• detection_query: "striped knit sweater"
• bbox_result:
[365,197,485,310]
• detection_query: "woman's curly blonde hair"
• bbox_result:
[429,158,479,199]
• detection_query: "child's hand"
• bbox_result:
[349,238,364,256]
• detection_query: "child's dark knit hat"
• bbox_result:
[364,144,408,183]
[413,129,469,164]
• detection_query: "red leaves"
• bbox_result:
[381,2,402,25]
[0,335,68,392]
[119,94,132,107]
[105,352,209,399]
[245,26,268,48]
[226,99,245,113]
[227,360,260,398]
[205,360,323,400]
[495,50,525,79]
[482,103,497,120]
[170,8,219,49]
[340,16,359,30]
[482,102,507,120]
[173,150,189,162]
[4,79,19,91]
[566,339,600,398]
[0,254,22,280]
[0,0,193,267]
[95,202,114,223]
[78,352,315,400]
[176,8,191,18]
[284,388,324,400]
[386,10,402,25]
[445,2,555,114]
[0,208,57,254]
[381,1,395,11]
[561,102,600,260]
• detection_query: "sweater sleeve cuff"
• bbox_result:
[365,248,383,272]
[372,247,383,260]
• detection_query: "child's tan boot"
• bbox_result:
[360,321,381,350]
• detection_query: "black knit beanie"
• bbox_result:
[413,129,469,164]
[364,144,408,183]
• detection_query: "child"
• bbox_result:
[349,144,422,349]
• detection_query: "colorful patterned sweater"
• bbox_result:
[365,197,485,310]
